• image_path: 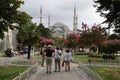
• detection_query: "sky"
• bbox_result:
[19,0,106,30]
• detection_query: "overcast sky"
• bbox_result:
[19,0,106,30]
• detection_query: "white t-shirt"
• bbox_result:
[63,52,71,61]
[54,50,62,58]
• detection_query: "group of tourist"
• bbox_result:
[39,45,71,74]
[5,48,14,57]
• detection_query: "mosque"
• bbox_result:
[0,6,79,50]
[40,6,78,38]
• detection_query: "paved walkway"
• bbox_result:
[0,54,91,80]
[28,61,91,80]
[0,55,27,66]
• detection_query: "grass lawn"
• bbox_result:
[72,54,120,64]
[0,66,28,80]
[89,66,120,80]
[0,51,5,57]
[72,54,89,64]
[72,53,120,80]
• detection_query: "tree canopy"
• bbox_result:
[0,0,24,39]
[36,24,51,38]
[63,32,80,48]
[93,0,120,33]
[17,22,38,59]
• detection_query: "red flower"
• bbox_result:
[82,22,87,28]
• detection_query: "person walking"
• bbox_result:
[53,47,62,72]
[44,45,54,74]
[63,49,71,72]
[40,45,46,67]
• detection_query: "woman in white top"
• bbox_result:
[63,49,71,72]
[53,47,62,72]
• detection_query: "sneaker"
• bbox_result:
[58,70,60,72]
[46,71,48,73]
[54,70,57,72]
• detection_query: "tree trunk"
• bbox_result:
[98,45,101,54]
[27,45,31,60]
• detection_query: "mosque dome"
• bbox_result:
[49,21,70,37]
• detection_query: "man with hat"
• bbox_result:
[44,45,54,74]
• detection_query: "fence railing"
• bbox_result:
[13,63,38,80]
[78,62,103,80]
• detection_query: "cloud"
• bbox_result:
[20,0,105,30]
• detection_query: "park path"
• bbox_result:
[0,54,27,66]
[0,54,91,80]
[28,61,91,80]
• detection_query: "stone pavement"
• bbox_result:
[0,54,28,66]
[28,62,91,80]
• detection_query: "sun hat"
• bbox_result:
[44,45,47,47]
[47,45,52,47]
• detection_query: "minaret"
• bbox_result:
[48,14,50,28]
[73,6,78,32]
[40,6,42,24]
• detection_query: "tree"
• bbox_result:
[16,12,32,27]
[101,39,120,54]
[0,0,24,39]
[17,22,53,59]
[80,25,107,53]
[39,37,55,46]
[108,34,120,40]
[36,24,51,38]
[36,23,52,47]
[16,12,33,44]
[93,0,120,33]
[17,22,38,59]
[91,26,107,53]
[63,33,80,49]
[52,36,63,46]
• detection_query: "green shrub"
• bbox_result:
[90,47,97,52]
[101,39,120,54]
[102,54,116,60]
[73,52,90,55]
[89,54,102,58]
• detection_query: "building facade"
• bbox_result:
[0,29,17,51]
